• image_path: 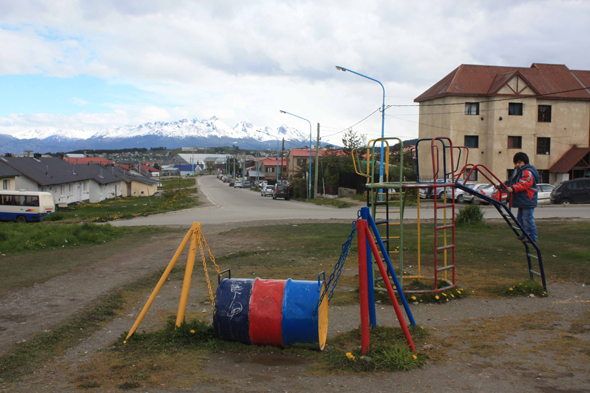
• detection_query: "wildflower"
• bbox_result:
[451,294,454,298]
[411,296,416,300]
[346,352,355,360]
[446,299,449,302]
[435,295,439,300]
[190,330,195,334]
[123,340,127,344]
[442,293,447,297]
[412,354,418,360]
[420,326,424,329]
[509,288,513,291]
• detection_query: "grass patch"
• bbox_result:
[374,281,468,304]
[41,188,199,223]
[316,325,428,373]
[160,178,196,190]
[300,198,354,208]
[498,280,547,298]
[0,266,184,383]
[0,226,178,296]
[0,222,130,254]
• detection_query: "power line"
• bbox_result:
[321,107,382,138]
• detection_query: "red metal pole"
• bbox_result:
[356,219,370,355]
[364,220,416,352]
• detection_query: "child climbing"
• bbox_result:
[501,152,540,242]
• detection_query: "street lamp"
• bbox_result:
[280,110,312,199]
[335,66,386,185]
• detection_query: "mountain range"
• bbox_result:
[0,117,335,154]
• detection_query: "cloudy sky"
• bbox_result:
[0,0,589,144]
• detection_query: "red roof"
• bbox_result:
[140,164,159,172]
[549,147,590,173]
[115,164,131,170]
[64,157,114,165]
[415,63,590,102]
[261,157,286,166]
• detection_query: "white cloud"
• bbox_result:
[0,0,589,142]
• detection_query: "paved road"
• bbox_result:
[112,175,590,227]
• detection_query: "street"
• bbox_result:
[112,175,590,227]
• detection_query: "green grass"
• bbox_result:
[300,198,354,208]
[497,279,547,298]
[160,178,196,190]
[0,266,185,383]
[0,225,177,296]
[41,188,199,223]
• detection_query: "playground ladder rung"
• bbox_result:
[389,251,400,254]
[374,220,389,225]
[371,201,389,206]
[436,244,455,251]
[377,222,400,226]
[382,236,400,240]
[531,269,542,276]
[436,224,454,230]
[527,253,539,260]
[435,204,454,209]
[436,265,455,272]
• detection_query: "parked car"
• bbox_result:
[464,183,491,204]
[234,181,244,188]
[223,177,231,183]
[258,180,268,188]
[551,178,590,205]
[243,181,251,188]
[451,183,487,203]
[273,184,290,200]
[229,180,235,187]
[537,183,555,204]
[261,185,275,197]
[473,184,508,205]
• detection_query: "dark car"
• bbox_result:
[273,184,290,200]
[551,178,590,205]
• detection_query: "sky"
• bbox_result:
[0,0,589,145]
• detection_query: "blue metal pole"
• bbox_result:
[335,66,386,194]
[361,208,377,328]
[276,140,280,183]
[361,207,416,326]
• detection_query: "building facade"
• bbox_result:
[415,63,590,184]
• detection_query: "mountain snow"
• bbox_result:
[11,116,312,143]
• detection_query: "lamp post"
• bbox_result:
[335,66,386,185]
[280,110,312,199]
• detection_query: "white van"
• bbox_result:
[0,191,55,222]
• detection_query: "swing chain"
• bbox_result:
[315,222,357,313]
[195,229,221,307]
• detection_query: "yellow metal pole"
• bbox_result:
[126,227,194,339]
[176,223,201,327]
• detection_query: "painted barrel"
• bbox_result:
[213,277,329,350]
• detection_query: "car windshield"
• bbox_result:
[278,185,288,191]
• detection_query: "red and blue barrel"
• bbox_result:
[213,276,329,350]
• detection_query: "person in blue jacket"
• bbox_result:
[502,152,540,242]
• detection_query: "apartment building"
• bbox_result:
[415,63,590,184]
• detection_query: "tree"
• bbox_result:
[341,128,367,154]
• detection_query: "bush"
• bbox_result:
[41,212,65,222]
[456,205,486,226]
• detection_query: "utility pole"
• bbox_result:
[233,156,236,179]
[279,138,285,182]
[242,156,245,186]
[314,123,320,199]
[256,147,260,187]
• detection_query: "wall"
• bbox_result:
[130,181,157,197]
[1,177,16,190]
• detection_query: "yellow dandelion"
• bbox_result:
[457,290,462,294]
[190,330,195,334]
[509,288,513,291]
[123,340,127,344]
[442,293,447,296]
[411,296,416,300]
[435,295,439,300]
[446,299,449,302]
[346,352,355,360]
[420,326,424,329]
[419,299,423,302]
[451,294,455,298]
[412,354,418,360]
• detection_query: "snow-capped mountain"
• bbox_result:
[0,116,332,154]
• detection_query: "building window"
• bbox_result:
[537,137,551,155]
[465,102,479,115]
[2,179,8,190]
[463,169,478,181]
[267,167,274,173]
[464,135,479,148]
[508,136,522,149]
[297,158,306,166]
[538,105,551,122]
[508,103,523,116]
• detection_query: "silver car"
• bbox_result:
[261,185,275,197]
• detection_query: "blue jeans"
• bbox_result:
[517,208,538,242]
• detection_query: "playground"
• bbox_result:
[1,139,589,392]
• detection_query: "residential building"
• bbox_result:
[0,157,123,206]
[414,63,590,184]
[173,164,199,176]
[285,149,347,180]
[139,164,160,178]
[0,161,19,190]
[112,166,159,197]
[258,157,287,181]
